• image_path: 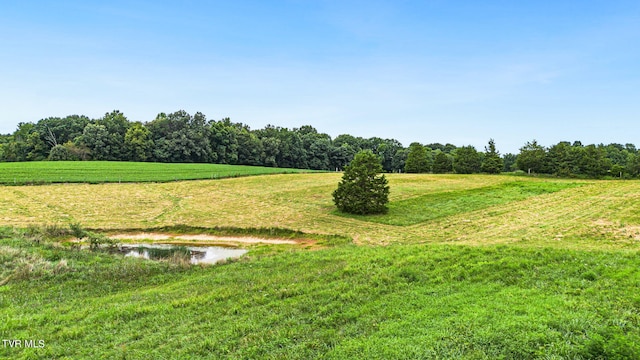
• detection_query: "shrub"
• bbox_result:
[333,150,390,214]
[42,224,71,238]
[87,232,117,250]
[21,225,43,244]
[69,223,88,239]
[48,144,74,161]
[68,223,117,250]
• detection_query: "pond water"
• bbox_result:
[116,243,247,264]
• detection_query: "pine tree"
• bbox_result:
[481,139,504,174]
[333,150,390,214]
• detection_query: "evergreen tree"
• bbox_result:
[502,153,517,172]
[333,150,389,214]
[481,139,503,174]
[405,142,430,173]
[453,146,481,174]
[432,151,453,173]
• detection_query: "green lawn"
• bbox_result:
[0,161,316,185]
[1,231,639,359]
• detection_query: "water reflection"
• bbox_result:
[118,243,247,264]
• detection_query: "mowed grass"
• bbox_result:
[338,180,584,226]
[0,173,635,249]
[0,161,315,185]
[1,234,640,359]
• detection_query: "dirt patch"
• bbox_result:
[592,219,640,241]
[109,232,299,245]
[616,225,640,240]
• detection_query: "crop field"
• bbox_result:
[2,169,640,358]
[0,161,314,185]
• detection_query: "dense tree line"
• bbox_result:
[514,140,640,178]
[0,110,409,172]
[1,110,639,178]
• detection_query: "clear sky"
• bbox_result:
[1,0,639,153]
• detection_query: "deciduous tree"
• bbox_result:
[516,140,546,174]
[405,142,430,173]
[124,122,153,161]
[47,144,73,161]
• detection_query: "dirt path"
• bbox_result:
[109,233,298,245]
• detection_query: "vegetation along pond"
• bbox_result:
[115,243,248,264]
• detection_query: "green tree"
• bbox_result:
[95,110,131,160]
[453,146,481,174]
[299,126,332,170]
[626,153,640,177]
[147,110,212,163]
[260,136,281,167]
[391,148,409,173]
[209,118,238,164]
[279,128,307,169]
[47,144,73,161]
[368,137,402,172]
[432,151,453,173]
[62,141,89,160]
[579,144,611,177]
[333,150,390,214]
[80,123,110,160]
[236,128,263,165]
[328,143,355,171]
[502,153,517,172]
[516,140,546,174]
[34,115,90,156]
[545,141,573,176]
[481,139,503,174]
[124,122,153,161]
[405,142,430,173]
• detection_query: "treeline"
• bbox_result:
[0,110,410,172]
[0,110,639,178]
[402,139,640,178]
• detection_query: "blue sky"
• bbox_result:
[1,1,639,153]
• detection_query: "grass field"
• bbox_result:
[0,161,315,185]
[2,234,640,358]
[2,170,640,358]
[0,173,636,249]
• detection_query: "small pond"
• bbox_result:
[116,243,248,264]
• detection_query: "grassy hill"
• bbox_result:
[2,173,640,358]
[0,173,636,249]
[0,161,315,185]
